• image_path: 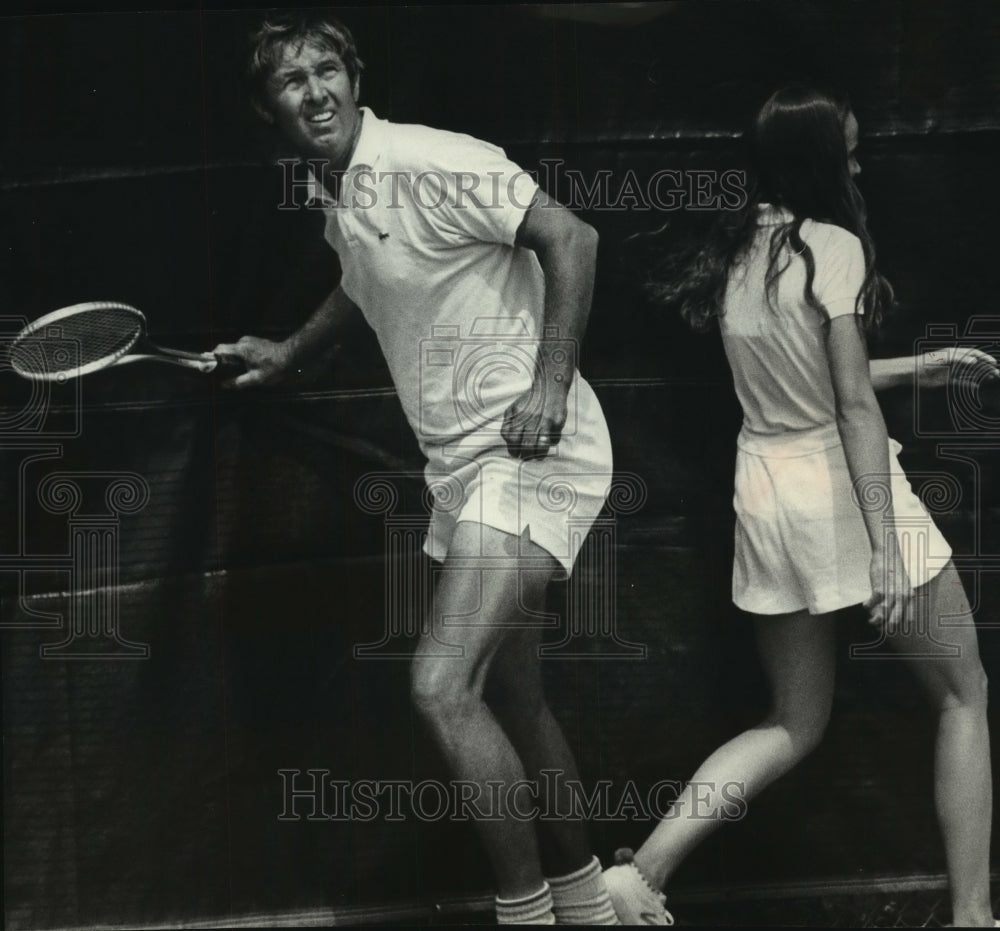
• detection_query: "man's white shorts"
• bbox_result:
[422,374,614,579]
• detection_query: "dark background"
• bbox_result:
[3,1,1000,927]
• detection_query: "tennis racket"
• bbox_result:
[9,301,233,381]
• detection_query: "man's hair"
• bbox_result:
[246,11,364,112]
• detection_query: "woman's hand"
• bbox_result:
[865,543,914,632]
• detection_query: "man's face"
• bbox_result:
[260,39,361,168]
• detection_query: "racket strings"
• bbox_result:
[11,306,143,377]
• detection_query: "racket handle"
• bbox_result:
[212,354,248,375]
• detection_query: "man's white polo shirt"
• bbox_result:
[318,108,547,451]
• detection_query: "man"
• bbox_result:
[215,12,618,925]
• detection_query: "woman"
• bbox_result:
[605,86,999,927]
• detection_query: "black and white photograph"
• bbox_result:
[3,1,1000,926]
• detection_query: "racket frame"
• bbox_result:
[11,301,219,381]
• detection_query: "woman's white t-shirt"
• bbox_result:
[720,203,866,451]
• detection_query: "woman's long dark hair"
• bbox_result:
[638,85,894,331]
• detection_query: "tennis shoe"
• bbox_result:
[603,848,674,926]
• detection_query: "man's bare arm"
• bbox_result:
[504,191,599,459]
[213,285,360,388]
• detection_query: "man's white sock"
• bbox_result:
[495,882,556,925]
[547,855,620,925]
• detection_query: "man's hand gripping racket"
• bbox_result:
[9,302,247,381]
[211,336,293,389]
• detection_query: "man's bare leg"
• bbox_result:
[489,621,592,878]
[410,521,560,899]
